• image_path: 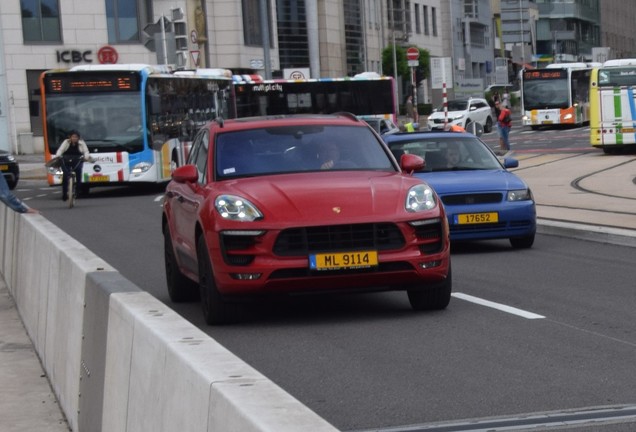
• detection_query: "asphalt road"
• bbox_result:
[12,126,636,431]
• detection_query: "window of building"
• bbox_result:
[464,0,479,18]
[423,5,429,35]
[432,7,438,36]
[277,0,308,69]
[105,0,152,43]
[242,0,274,47]
[414,4,421,34]
[26,70,45,136]
[344,0,364,76]
[21,0,61,42]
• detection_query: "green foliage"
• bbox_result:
[382,46,430,84]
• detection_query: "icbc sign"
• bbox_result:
[56,50,92,63]
[97,46,119,64]
[55,46,119,64]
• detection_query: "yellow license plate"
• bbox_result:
[541,120,553,124]
[455,212,499,225]
[310,250,378,271]
[621,128,635,133]
[0,164,8,170]
[89,175,109,182]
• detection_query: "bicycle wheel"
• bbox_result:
[68,174,75,208]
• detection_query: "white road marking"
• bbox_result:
[154,195,164,202]
[452,292,545,319]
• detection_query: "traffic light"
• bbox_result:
[172,8,187,67]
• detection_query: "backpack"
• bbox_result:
[501,110,511,125]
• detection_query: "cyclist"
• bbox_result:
[55,130,91,201]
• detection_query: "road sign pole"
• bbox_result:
[411,67,418,122]
[406,47,420,123]
[161,15,168,65]
[442,60,447,128]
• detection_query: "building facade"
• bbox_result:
[535,0,601,64]
[0,0,504,154]
[598,0,636,59]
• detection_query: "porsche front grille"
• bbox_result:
[273,223,405,256]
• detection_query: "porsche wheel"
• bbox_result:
[197,235,238,325]
[164,228,198,302]
[407,265,452,311]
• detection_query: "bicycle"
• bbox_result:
[45,155,89,208]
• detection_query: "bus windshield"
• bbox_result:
[45,92,143,154]
[522,78,569,110]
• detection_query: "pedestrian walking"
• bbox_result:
[502,89,511,109]
[405,95,416,122]
[496,101,512,153]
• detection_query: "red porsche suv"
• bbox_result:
[162,114,451,324]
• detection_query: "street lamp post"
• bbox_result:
[519,0,525,65]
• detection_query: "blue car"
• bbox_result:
[383,131,536,248]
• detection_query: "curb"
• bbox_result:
[537,218,636,248]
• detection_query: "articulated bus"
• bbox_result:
[521,63,592,129]
[589,58,636,153]
[40,64,234,187]
[232,72,397,123]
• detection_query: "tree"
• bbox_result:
[382,46,430,85]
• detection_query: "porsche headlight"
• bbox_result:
[507,189,533,201]
[406,184,437,212]
[215,195,263,221]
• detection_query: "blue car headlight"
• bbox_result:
[406,184,437,212]
[215,195,263,221]
[507,188,533,201]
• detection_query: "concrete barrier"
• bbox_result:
[0,207,338,432]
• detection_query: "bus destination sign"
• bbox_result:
[45,73,139,93]
[523,70,567,80]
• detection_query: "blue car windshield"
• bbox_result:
[388,136,503,172]
[215,125,396,179]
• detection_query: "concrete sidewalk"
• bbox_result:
[4,150,636,431]
[0,280,70,431]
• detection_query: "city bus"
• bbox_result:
[589,58,636,153]
[40,64,234,187]
[520,63,592,129]
[232,72,397,123]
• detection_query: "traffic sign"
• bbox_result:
[406,47,419,61]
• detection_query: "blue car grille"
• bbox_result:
[273,223,405,256]
[441,193,503,205]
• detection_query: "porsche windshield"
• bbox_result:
[215,125,395,179]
